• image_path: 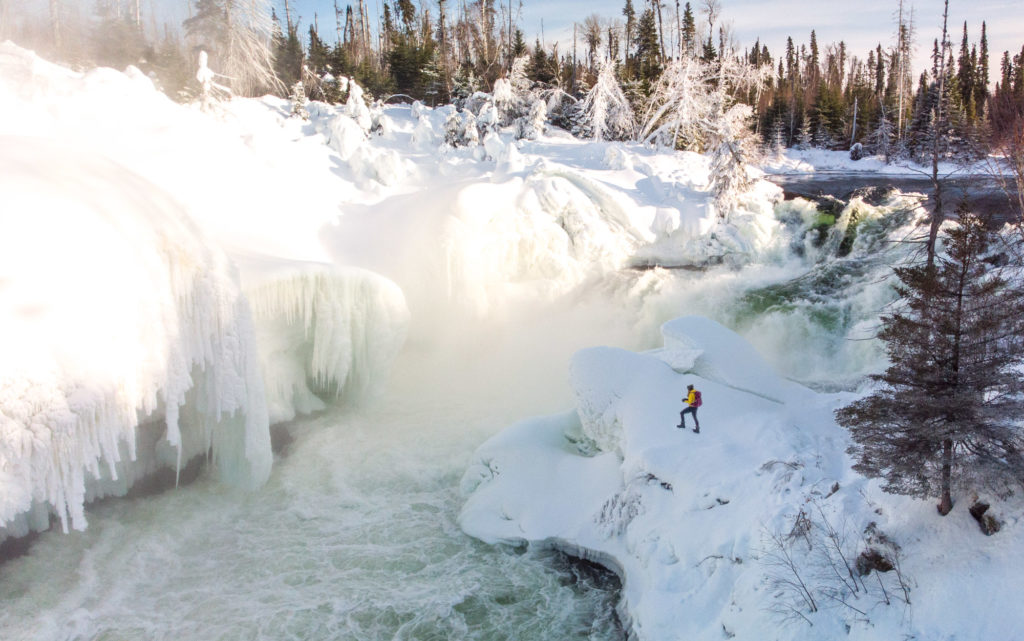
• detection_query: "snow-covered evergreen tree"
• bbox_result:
[446,110,480,147]
[639,55,769,153]
[195,49,231,111]
[766,118,786,156]
[515,99,547,140]
[639,56,711,150]
[289,81,309,119]
[345,77,372,131]
[476,101,500,138]
[708,103,758,218]
[578,60,635,141]
[868,105,896,162]
[796,118,812,150]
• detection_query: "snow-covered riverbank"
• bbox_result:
[459,316,1024,641]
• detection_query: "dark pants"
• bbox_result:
[679,406,700,431]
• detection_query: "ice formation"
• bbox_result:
[242,261,410,424]
[0,138,272,537]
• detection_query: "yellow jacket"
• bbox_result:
[686,390,697,406]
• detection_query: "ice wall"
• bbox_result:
[242,260,410,424]
[0,138,272,536]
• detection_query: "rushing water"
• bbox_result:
[0,183,951,641]
[767,172,1020,224]
[0,332,628,641]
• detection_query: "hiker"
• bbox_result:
[677,384,702,433]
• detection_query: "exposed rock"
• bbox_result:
[969,499,1002,536]
[856,548,895,576]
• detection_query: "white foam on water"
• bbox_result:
[0,300,634,641]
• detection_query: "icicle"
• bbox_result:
[245,264,409,424]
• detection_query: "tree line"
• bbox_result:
[12,1,1023,162]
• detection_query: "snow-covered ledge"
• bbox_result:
[459,316,857,640]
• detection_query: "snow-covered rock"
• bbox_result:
[461,317,973,641]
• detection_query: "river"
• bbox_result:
[6,171,1009,641]
[0,320,632,641]
[767,172,1020,224]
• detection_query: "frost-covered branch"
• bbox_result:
[578,59,635,141]
[185,0,282,97]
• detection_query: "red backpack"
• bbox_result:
[694,390,703,407]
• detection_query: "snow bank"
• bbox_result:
[461,316,1024,641]
[760,146,977,177]
[0,137,271,536]
[460,317,840,639]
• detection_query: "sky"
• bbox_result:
[277,0,1023,82]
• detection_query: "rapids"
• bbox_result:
[0,187,931,640]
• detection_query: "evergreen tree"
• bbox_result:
[867,103,896,162]
[956,22,977,123]
[308,24,330,75]
[635,8,661,88]
[150,29,193,100]
[289,81,309,118]
[512,28,527,58]
[622,0,636,76]
[92,1,147,70]
[874,44,886,96]
[528,40,556,85]
[708,103,757,217]
[837,213,1024,515]
[680,2,696,57]
[796,115,812,150]
[700,34,716,62]
[579,59,635,140]
[976,22,990,110]
[273,11,303,90]
[807,30,820,87]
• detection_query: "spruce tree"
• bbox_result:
[680,2,696,57]
[579,59,635,140]
[635,9,661,88]
[976,22,990,111]
[837,213,1024,515]
[622,0,636,77]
